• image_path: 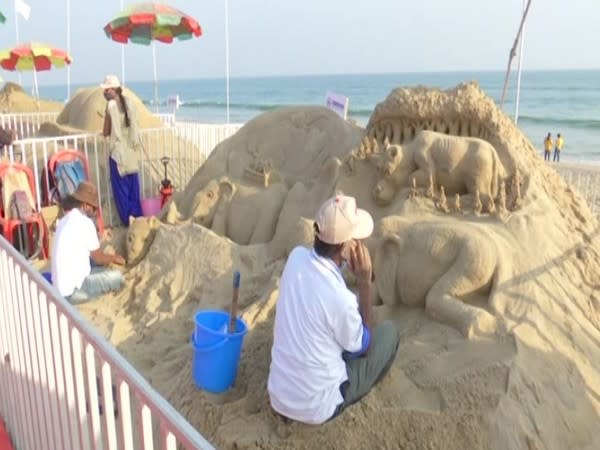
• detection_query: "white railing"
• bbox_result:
[153,114,176,128]
[1,123,242,227]
[554,164,600,215]
[0,112,60,140]
[0,235,214,450]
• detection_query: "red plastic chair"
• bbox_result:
[46,149,105,234]
[0,161,49,259]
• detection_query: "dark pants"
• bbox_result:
[109,157,142,225]
[331,321,400,419]
[553,149,560,162]
[544,150,551,161]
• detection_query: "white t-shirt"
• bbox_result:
[268,246,365,424]
[51,208,100,297]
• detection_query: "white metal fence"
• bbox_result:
[1,122,242,227]
[0,112,60,140]
[554,164,600,215]
[0,235,214,450]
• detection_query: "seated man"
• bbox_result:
[268,195,400,424]
[51,181,125,303]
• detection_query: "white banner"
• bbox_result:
[325,91,349,120]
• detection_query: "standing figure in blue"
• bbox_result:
[101,74,142,225]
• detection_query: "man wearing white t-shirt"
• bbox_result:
[51,181,125,303]
[268,195,400,424]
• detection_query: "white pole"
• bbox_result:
[514,0,526,124]
[33,68,38,98]
[14,2,22,86]
[225,0,230,124]
[66,0,71,100]
[120,0,125,86]
[152,41,159,113]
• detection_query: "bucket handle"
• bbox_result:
[190,335,229,353]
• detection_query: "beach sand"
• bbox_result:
[12,82,600,449]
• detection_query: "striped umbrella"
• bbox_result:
[104,2,202,110]
[0,42,72,97]
[104,2,201,45]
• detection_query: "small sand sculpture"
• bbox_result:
[497,179,507,214]
[452,193,462,214]
[437,185,449,213]
[510,169,523,210]
[409,177,419,199]
[426,172,435,199]
[487,197,496,215]
[474,189,483,216]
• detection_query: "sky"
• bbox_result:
[0,0,598,87]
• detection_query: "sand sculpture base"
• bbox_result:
[85,85,599,449]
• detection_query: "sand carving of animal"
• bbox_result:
[126,215,161,266]
[372,130,506,206]
[372,216,504,338]
[187,176,288,245]
[269,157,343,258]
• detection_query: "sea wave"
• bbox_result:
[518,115,600,130]
[141,98,375,117]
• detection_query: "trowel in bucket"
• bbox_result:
[228,270,241,333]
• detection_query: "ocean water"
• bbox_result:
[38,70,600,162]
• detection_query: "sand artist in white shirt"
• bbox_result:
[51,181,126,303]
[268,195,400,424]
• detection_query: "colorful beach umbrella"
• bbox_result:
[0,42,72,97]
[104,2,201,45]
[104,2,202,110]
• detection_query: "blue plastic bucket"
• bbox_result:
[191,310,248,393]
[42,271,52,284]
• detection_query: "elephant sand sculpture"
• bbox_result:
[185,176,288,245]
[126,215,161,266]
[372,215,504,338]
[373,130,506,205]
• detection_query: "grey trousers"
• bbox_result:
[333,320,400,418]
[68,267,124,304]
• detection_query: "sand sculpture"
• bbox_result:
[0,82,62,113]
[38,86,162,136]
[372,130,506,206]
[88,83,599,449]
[372,216,502,337]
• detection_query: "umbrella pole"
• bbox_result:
[152,42,159,113]
[33,69,39,110]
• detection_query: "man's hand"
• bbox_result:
[349,241,372,286]
[111,254,126,266]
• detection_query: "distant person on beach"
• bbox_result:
[268,195,400,424]
[544,132,553,161]
[51,181,125,303]
[554,133,564,162]
[101,74,142,225]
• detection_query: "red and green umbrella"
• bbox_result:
[104,2,201,45]
[0,42,72,71]
[104,2,202,110]
[0,42,72,97]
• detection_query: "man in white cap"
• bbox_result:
[268,195,400,424]
[51,181,126,303]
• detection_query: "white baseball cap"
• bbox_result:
[100,74,121,89]
[315,195,374,244]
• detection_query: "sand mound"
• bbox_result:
[0,81,63,113]
[83,85,600,449]
[38,86,162,136]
